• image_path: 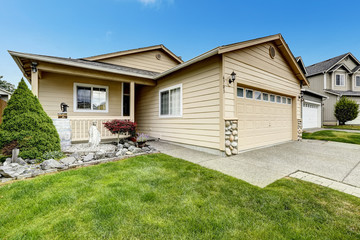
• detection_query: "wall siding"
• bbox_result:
[39,72,123,118]
[136,56,221,150]
[98,50,179,73]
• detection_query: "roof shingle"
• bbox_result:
[305,53,348,76]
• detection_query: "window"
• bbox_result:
[356,76,360,87]
[270,94,275,102]
[159,84,182,117]
[282,97,287,104]
[263,93,269,101]
[335,74,345,86]
[237,87,244,98]
[254,91,261,101]
[246,89,253,99]
[74,83,108,112]
[276,96,281,103]
[122,83,130,116]
[287,98,292,104]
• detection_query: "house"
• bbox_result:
[296,57,328,129]
[305,53,360,125]
[0,87,11,101]
[9,34,308,156]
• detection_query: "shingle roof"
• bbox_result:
[305,53,348,76]
[325,89,360,97]
[353,65,360,73]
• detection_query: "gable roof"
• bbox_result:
[83,44,183,64]
[352,65,360,73]
[8,51,159,80]
[296,56,308,75]
[155,34,309,86]
[328,63,352,73]
[306,52,360,77]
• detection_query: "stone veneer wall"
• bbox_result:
[297,119,302,141]
[225,120,238,156]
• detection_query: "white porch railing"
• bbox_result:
[69,116,131,142]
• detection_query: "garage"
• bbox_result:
[302,102,321,129]
[237,87,293,151]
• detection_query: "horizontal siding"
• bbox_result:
[136,56,221,150]
[99,50,179,73]
[39,72,122,118]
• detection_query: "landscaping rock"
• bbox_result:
[116,148,128,157]
[105,152,116,158]
[128,146,136,152]
[132,147,142,153]
[124,142,131,148]
[3,158,11,166]
[128,141,135,146]
[25,159,37,164]
[60,157,76,166]
[126,151,133,155]
[83,153,94,162]
[142,147,150,152]
[0,164,27,178]
[70,152,82,160]
[95,150,106,160]
[15,158,27,166]
[40,159,64,170]
[117,144,124,150]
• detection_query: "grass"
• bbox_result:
[324,125,360,131]
[0,154,359,239]
[303,130,360,145]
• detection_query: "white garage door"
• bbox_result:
[302,102,321,129]
[237,88,293,151]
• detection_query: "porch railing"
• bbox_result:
[69,116,131,142]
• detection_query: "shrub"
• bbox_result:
[334,96,359,125]
[103,120,137,144]
[0,79,61,159]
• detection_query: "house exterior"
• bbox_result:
[305,53,360,125]
[0,87,11,101]
[9,34,308,156]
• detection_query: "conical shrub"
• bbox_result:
[0,79,60,159]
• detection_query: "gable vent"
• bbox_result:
[269,46,276,59]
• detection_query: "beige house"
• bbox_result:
[9,34,308,155]
[305,53,360,125]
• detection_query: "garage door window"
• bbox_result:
[237,87,244,98]
[287,98,292,104]
[276,96,281,103]
[246,89,253,99]
[282,97,287,104]
[270,94,275,102]
[254,91,261,101]
[263,93,269,101]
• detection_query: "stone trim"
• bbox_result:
[225,120,238,156]
[297,119,302,141]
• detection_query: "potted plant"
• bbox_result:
[136,133,149,148]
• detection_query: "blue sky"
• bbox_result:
[1,0,360,86]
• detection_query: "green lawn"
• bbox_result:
[324,125,360,131]
[0,154,359,239]
[303,130,360,145]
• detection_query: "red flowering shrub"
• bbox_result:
[103,120,137,144]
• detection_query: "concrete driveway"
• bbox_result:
[149,140,360,190]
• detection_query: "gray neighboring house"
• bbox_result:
[0,87,11,101]
[304,52,360,125]
[296,57,328,129]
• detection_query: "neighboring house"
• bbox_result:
[9,34,308,155]
[0,87,12,101]
[296,57,328,129]
[305,53,360,125]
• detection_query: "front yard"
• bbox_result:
[303,130,360,145]
[0,154,359,239]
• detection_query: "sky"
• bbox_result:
[1,0,360,86]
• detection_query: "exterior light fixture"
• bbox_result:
[229,71,236,84]
[31,62,38,73]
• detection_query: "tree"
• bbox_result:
[0,79,61,159]
[103,120,137,144]
[334,96,359,125]
[0,76,15,93]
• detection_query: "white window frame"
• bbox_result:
[237,87,244,98]
[254,91,262,101]
[159,84,183,118]
[282,96,287,104]
[335,74,345,86]
[355,75,360,87]
[287,98,292,105]
[276,95,281,104]
[270,94,275,103]
[73,83,109,113]
[245,89,253,99]
[263,93,269,102]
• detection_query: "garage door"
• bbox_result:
[302,102,321,129]
[237,87,293,151]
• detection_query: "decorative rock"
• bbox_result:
[128,141,135,146]
[25,159,37,165]
[225,135,230,140]
[3,158,11,166]
[106,152,116,158]
[70,152,82,160]
[83,153,95,162]
[132,147,142,153]
[60,157,76,165]
[117,144,124,150]
[225,140,231,147]
[225,121,231,127]
[225,131,231,135]
[128,146,136,152]
[124,142,131,148]
[231,149,238,155]
[142,147,150,152]
[231,141,238,147]
[40,159,64,170]
[0,164,27,178]
[16,158,27,166]
[126,151,133,155]
[232,130,238,136]
[95,150,106,160]
[225,148,232,156]
[78,160,83,164]
[231,123,237,130]
[229,135,234,142]
[234,136,238,141]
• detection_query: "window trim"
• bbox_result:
[276,95,282,104]
[245,89,253,99]
[263,93,269,102]
[158,83,183,118]
[355,75,360,87]
[73,83,109,113]
[254,91,262,101]
[270,94,275,103]
[237,87,244,98]
[335,73,345,86]
[287,98,292,105]
[282,96,287,104]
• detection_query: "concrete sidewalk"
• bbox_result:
[304,127,360,133]
[149,140,360,197]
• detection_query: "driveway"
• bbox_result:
[149,140,360,189]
